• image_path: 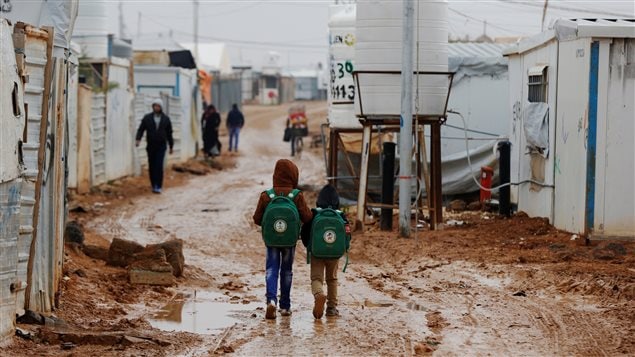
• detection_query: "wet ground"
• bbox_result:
[8,103,634,356]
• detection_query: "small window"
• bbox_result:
[528,66,548,103]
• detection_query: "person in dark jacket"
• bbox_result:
[135,98,174,194]
[226,103,244,152]
[253,159,313,319]
[300,184,350,318]
[201,104,221,157]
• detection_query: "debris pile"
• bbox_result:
[106,238,185,286]
[74,229,185,286]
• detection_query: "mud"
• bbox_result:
[8,103,635,356]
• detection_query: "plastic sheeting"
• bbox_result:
[2,0,79,50]
[523,102,549,154]
[448,56,508,85]
[440,140,498,194]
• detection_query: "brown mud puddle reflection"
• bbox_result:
[149,291,259,335]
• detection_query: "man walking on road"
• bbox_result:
[227,103,244,152]
[135,98,174,194]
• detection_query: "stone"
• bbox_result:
[467,201,482,211]
[82,244,109,261]
[121,336,150,346]
[129,269,175,286]
[107,238,144,267]
[147,239,185,277]
[128,248,175,286]
[17,310,45,325]
[64,221,84,245]
[447,199,467,212]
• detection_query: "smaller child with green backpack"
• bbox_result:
[301,184,351,319]
[253,159,313,320]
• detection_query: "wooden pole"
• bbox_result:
[356,124,372,230]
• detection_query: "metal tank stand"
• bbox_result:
[352,71,454,232]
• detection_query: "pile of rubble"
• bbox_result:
[81,236,184,286]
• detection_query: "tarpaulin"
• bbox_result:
[523,102,549,156]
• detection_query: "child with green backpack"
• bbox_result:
[253,159,313,319]
[301,184,351,319]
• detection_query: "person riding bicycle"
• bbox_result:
[286,110,308,157]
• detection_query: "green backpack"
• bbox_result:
[261,188,301,248]
[309,208,350,271]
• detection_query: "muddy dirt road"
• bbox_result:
[12,103,633,356]
[86,103,633,356]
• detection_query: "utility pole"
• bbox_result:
[193,0,200,64]
[118,1,126,39]
[541,0,549,31]
[137,12,141,39]
[399,0,414,238]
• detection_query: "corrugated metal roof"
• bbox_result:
[448,42,507,59]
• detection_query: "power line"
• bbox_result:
[491,0,631,18]
[141,13,327,49]
[449,8,520,34]
[150,0,266,19]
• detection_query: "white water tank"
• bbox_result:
[328,4,360,129]
[72,0,109,58]
[355,0,449,117]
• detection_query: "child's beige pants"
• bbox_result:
[310,257,339,308]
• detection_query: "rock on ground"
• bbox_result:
[82,244,109,261]
[447,199,467,212]
[107,238,144,267]
[128,247,175,286]
[146,239,185,277]
[64,221,85,245]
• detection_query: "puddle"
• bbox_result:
[148,291,259,335]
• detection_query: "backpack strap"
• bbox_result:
[265,188,276,199]
[288,189,301,199]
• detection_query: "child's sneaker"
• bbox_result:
[279,309,292,317]
[313,293,327,319]
[265,301,277,320]
[326,307,339,317]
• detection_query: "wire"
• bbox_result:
[447,109,554,191]
[448,8,520,34]
[140,14,327,49]
[491,0,630,18]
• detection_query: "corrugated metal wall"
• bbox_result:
[133,93,151,169]
[0,180,21,343]
[0,18,26,343]
[66,58,79,189]
[90,93,106,185]
[14,24,50,316]
[105,61,134,181]
[30,59,67,313]
[166,94,183,163]
[133,93,184,167]
[211,74,242,113]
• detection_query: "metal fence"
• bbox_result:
[211,73,242,113]
[90,93,107,185]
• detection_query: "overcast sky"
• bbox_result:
[106,1,635,70]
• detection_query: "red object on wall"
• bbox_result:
[480,166,494,202]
